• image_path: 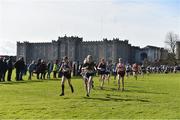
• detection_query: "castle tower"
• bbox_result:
[112,39,118,63]
[16,41,29,63]
[176,41,180,60]
[57,35,82,61]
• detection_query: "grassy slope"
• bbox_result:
[0,72,180,119]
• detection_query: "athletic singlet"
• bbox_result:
[117,63,125,72]
[98,62,106,71]
[126,65,130,71]
[132,64,138,72]
[61,62,70,72]
[83,62,95,71]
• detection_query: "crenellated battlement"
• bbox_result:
[82,40,102,43]
[57,35,83,42]
[17,36,131,45]
[30,42,52,44]
[17,41,52,44]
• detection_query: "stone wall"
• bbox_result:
[80,41,102,63]
[17,41,59,63]
[17,36,168,64]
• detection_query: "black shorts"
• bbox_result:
[105,71,110,75]
[86,72,96,78]
[58,72,63,78]
[62,72,71,79]
[117,71,125,77]
[99,70,106,75]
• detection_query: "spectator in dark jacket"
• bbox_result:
[7,57,14,81]
[2,58,8,81]
[36,59,42,79]
[40,60,47,79]
[0,57,4,82]
[14,57,25,81]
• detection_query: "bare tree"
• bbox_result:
[165,32,179,54]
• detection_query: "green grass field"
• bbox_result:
[0,72,180,119]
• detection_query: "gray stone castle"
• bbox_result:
[17,35,168,64]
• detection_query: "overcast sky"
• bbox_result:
[0,0,179,55]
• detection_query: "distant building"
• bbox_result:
[141,46,168,62]
[17,35,168,64]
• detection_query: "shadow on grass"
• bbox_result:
[94,87,117,91]
[0,80,45,85]
[125,89,168,95]
[84,96,150,102]
[0,78,63,85]
[126,85,144,88]
[101,87,168,95]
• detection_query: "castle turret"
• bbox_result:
[57,35,83,61]
[16,41,29,63]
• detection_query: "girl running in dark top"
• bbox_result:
[97,58,107,89]
[59,56,74,96]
